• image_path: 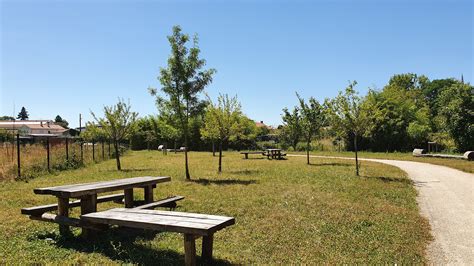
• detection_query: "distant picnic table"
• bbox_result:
[22,176,234,265]
[240,149,287,160]
[265,149,287,160]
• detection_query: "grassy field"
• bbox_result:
[0,151,431,264]
[294,151,474,173]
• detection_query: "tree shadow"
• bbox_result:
[228,169,261,175]
[307,162,351,167]
[101,168,154,173]
[189,178,257,186]
[31,228,233,265]
[361,175,413,185]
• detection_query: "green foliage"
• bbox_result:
[437,83,474,151]
[91,99,138,170]
[17,107,29,120]
[54,115,69,129]
[296,93,325,164]
[0,116,14,121]
[202,94,242,171]
[149,25,215,179]
[280,107,301,151]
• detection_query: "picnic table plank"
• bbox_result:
[34,176,170,198]
[81,208,235,236]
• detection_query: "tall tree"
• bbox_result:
[149,25,215,180]
[297,93,325,165]
[54,115,69,128]
[280,106,301,151]
[17,107,29,120]
[437,82,474,151]
[327,81,370,176]
[203,94,241,172]
[91,99,138,170]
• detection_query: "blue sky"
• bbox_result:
[1,0,472,127]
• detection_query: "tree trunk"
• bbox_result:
[174,140,177,154]
[212,140,215,157]
[114,139,121,171]
[354,134,359,176]
[306,140,310,165]
[218,140,223,173]
[184,134,190,180]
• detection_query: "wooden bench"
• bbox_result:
[240,151,264,159]
[81,208,235,266]
[21,193,125,216]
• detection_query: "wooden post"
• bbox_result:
[102,141,105,160]
[92,141,95,162]
[144,185,154,204]
[80,141,84,163]
[202,234,214,262]
[65,137,69,161]
[16,133,20,179]
[184,234,196,266]
[80,194,97,238]
[58,197,70,235]
[124,188,134,208]
[46,137,50,172]
[108,141,111,158]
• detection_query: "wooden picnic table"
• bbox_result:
[32,176,170,236]
[265,148,286,160]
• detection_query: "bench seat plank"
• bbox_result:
[21,193,125,215]
[133,196,184,210]
[81,208,235,236]
[34,176,170,198]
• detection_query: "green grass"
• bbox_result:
[0,151,431,264]
[292,150,474,173]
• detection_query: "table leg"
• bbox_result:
[144,185,154,204]
[124,188,134,208]
[57,197,70,235]
[202,234,214,262]
[80,194,97,238]
[184,234,196,266]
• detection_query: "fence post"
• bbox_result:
[108,141,111,158]
[92,141,95,162]
[65,137,69,161]
[102,141,105,160]
[16,133,20,179]
[80,140,84,163]
[46,137,50,172]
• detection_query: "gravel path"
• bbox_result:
[288,154,474,264]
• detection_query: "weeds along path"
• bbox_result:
[288,154,474,265]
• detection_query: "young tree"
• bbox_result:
[280,107,301,151]
[297,93,325,165]
[203,94,241,172]
[326,81,370,176]
[17,107,29,120]
[149,25,215,180]
[91,99,138,170]
[201,110,220,156]
[54,115,69,128]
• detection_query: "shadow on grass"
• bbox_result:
[362,175,413,185]
[307,162,352,167]
[189,178,257,186]
[31,228,232,265]
[228,169,261,175]
[101,168,154,173]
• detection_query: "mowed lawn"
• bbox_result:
[292,150,474,173]
[0,151,431,264]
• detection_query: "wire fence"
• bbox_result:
[0,134,114,180]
